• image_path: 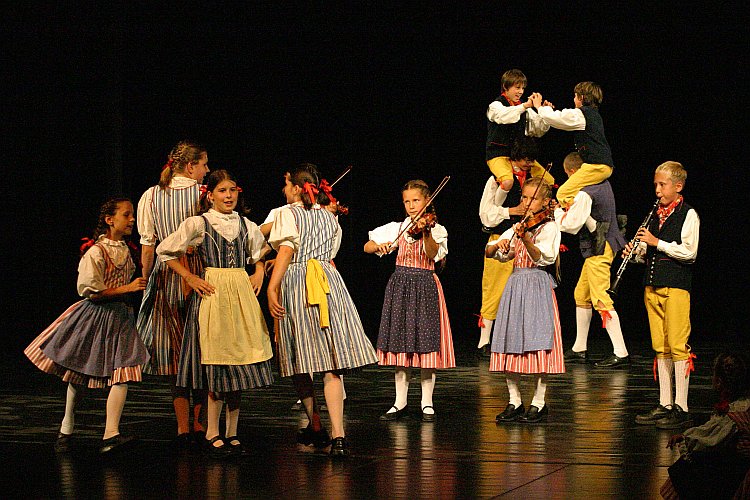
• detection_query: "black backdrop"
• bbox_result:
[4,5,747,365]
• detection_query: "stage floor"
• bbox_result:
[0,341,737,499]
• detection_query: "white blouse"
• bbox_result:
[268,203,342,259]
[156,209,269,265]
[368,218,448,261]
[77,236,131,298]
[486,100,549,137]
[137,176,198,246]
[537,106,586,131]
[554,191,598,235]
[487,221,561,266]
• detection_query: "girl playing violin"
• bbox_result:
[485,177,564,424]
[364,179,455,422]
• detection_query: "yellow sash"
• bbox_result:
[305,259,330,328]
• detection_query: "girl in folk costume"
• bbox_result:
[486,177,564,424]
[364,179,455,422]
[136,141,210,445]
[267,163,377,457]
[25,198,150,453]
[157,170,273,458]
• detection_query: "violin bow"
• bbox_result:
[386,175,451,254]
[507,162,553,245]
[329,166,352,187]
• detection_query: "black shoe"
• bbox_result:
[100,434,135,454]
[496,403,525,423]
[594,354,630,368]
[330,437,349,457]
[564,349,587,363]
[655,405,693,430]
[635,405,672,425]
[296,424,331,448]
[204,436,232,459]
[224,436,250,457]
[379,405,408,421]
[173,432,192,451]
[54,432,73,453]
[421,406,436,422]
[517,405,548,423]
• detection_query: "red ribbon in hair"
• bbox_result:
[318,179,337,204]
[236,186,243,193]
[162,158,174,171]
[80,237,96,254]
[199,185,208,196]
[302,182,319,204]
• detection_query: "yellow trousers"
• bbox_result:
[487,157,554,185]
[574,243,615,311]
[644,286,691,360]
[556,163,612,207]
[480,235,514,320]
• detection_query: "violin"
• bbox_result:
[514,204,553,238]
[332,202,349,216]
[407,212,437,238]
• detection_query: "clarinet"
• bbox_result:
[607,199,660,296]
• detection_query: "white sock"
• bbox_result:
[225,406,240,439]
[674,359,690,412]
[604,310,628,357]
[206,395,224,442]
[341,375,346,401]
[104,384,128,439]
[478,319,494,348]
[531,375,547,409]
[389,367,411,412]
[420,369,436,414]
[657,358,674,408]
[506,373,522,407]
[60,383,82,435]
[572,307,593,352]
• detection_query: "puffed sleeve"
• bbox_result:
[243,218,271,264]
[157,216,205,262]
[429,223,448,262]
[486,100,526,124]
[556,191,593,235]
[487,227,516,262]
[525,107,550,137]
[268,207,299,252]
[368,222,401,245]
[137,187,157,246]
[77,246,106,298]
[656,209,699,263]
[533,222,562,266]
[479,176,510,227]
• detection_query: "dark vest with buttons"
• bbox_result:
[643,201,694,292]
[487,174,524,235]
[579,182,626,258]
[486,94,526,161]
[573,106,614,167]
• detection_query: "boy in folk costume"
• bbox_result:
[626,162,700,429]
[555,152,629,367]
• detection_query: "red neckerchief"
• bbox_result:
[657,195,682,229]
[501,92,520,106]
[513,167,527,187]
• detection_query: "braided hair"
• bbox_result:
[401,179,436,216]
[287,163,328,209]
[158,140,207,190]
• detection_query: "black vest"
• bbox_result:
[580,182,626,258]
[573,106,614,167]
[644,201,695,292]
[486,95,526,161]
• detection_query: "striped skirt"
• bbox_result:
[277,261,377,377]
[489,268,565,374]
[137,253,202,376]
[24,300,149,388]
[377,268,455,369]
[177,291,274,393]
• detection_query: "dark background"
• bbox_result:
[4,4,747,369]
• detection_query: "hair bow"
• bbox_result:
[80,237,96,254]
[162,157,174,171]
[302,182,319,204]
[318,179,337,204]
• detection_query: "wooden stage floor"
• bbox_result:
[0,340,739,499]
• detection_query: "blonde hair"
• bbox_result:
[574,81,603,108]
[523,177,552,200]
[655,161,687,185]
[158,141,207,190]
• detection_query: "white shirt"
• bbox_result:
[368,218,448,261]
[487,222,561,266]
[537,106,586,131]
[486,100,549,137]
[156,209,269,265]
[554,191,598,234]
[77,236,132,297]
[137,176,199,246]
[633,209,700,263]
